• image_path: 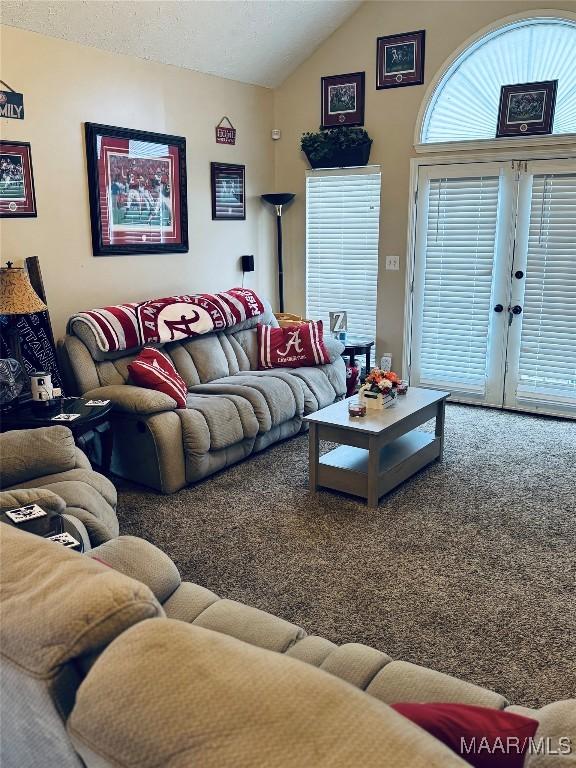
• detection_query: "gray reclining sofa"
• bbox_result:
[58,302,346,493]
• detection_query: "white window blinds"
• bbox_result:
[306,168,381,338]
[517,172,576,401]
[418,175,500,391]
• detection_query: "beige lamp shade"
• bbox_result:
[0,266,47,315]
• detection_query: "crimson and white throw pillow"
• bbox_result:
[257,321,330,369]
[127,347,187,408]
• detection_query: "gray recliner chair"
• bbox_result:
[0,426,118,545]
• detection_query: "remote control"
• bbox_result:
[48,532,81,549]
[5,504,48,524]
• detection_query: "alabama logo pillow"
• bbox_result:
[127,347,187,407]
[257,321,330,369]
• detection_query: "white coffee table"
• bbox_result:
[305,387,450,508]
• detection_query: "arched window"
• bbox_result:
[421,16,576,144]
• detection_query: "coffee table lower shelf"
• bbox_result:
[318,431,440,502]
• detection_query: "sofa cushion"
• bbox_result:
[89,536,181,604]
[257,321,330,369]
[68,619,469,768]
[128,348,188,407]
[0,526,163,679]
[367,660,508,709]
[190,373,301,432]
[192,598,305,653]
[182,394,258,450]
[0,426,77,488]
[524,701,576,768]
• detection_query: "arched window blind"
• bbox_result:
[422,17,576,143]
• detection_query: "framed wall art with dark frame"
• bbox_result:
[496,80,557,138]
[84,123,188,256]
[211,162,245,221]
[0,141,37,218]
[321,72,365,128]
[376,30,425,90]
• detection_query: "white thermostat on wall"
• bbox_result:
[271,129,281,140]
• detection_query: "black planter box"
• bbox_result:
[305,143,372,170]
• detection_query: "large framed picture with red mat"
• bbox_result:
[85,123,188,256]
[0,141,37,218]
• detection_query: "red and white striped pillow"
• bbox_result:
[127,348,187,408]
[257,321,330,369]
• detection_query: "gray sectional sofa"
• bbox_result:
[58,302,346,493]
[2,525,574,768]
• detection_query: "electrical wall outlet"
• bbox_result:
[386,255,400,271]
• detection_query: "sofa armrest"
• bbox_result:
[89,536,181,603]
[323,335,345,363]
[83,385,178,415]
[0,426,77,488]
[0,487,66,514]
[68,620,467,768]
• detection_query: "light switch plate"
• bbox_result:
[386,255,400,271]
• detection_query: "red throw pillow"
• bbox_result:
[127,347,187,408]
[391,703,539,768]
[257,321,330,369]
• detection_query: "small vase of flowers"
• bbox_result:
[359,369,400,409]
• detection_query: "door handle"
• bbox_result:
[515,270,524,279]
[494,304,504,313]
[512,305,522,315]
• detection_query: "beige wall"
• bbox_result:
[274,0,576,371]
[0,25,275,339]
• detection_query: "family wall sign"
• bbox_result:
[0,81,24,120]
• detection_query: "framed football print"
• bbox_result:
[84,123,188,256]
[496,80,557,137]
[211,162,245,220]
[376,30,425,89]
[321,72,365,128]
[0,141,37,217]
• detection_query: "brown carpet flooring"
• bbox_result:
[116,403,576,708]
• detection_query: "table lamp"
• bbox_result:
[260,193,295,313]
[0,262,47,403]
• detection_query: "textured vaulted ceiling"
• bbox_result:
[0,0,363,88]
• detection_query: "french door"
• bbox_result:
[410,157,576,418]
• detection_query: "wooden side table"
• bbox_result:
[0,397,114,474]
[342,338,375,374]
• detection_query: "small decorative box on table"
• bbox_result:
[305,387,449,508]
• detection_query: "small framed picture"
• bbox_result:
[211,162,245,220]
[496,81,557,138]
[321,72,365,128]
[85,123,188,256]
[0,141,37,217]
[376,30,425,90]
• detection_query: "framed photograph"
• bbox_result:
[0,141,37,218]
[321,72,365,128]
[84,123,188,256]
[376,30,425,89]
[496,80,557,138]
[211,162,245,220]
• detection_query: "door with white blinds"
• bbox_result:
[504,159,576,416]
[410,158,576,418]
[410,162,514,405]
[306,167,381,338]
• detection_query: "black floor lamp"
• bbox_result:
[261,193,295,313]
